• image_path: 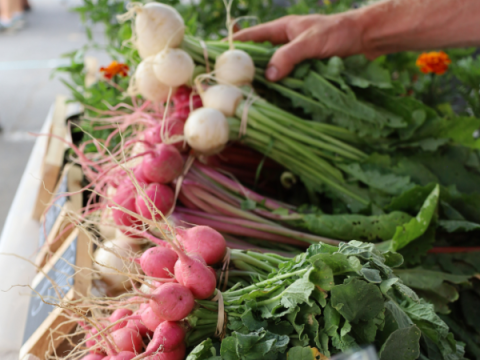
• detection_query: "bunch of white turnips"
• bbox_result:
[122,2,256,156]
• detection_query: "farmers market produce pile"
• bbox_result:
[44,1,480,359]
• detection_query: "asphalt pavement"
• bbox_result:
[0,0,101,233]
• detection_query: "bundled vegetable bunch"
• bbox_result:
[76,239,468,360]
[184,241,466,360]
[81,224,227,360]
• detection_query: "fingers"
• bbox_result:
[265,31,319,81]
[232,18,291,45]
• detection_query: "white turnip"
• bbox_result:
[153,48,194,87]
[184,107,229,155]
[215,49,255,86]
[201,84,243,117]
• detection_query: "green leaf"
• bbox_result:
[286,346,327,360]
[300,211,412,242]
[438,220,480,232]
[187,339,217,360]
[379,325,421,360]
[391,184,440,251]
[330,278,385,324]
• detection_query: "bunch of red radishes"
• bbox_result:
[110,87,202,230]
[84,225,226,360]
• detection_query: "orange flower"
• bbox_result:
[100,61,129,79]
[416,51,451,75]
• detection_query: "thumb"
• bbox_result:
[265,33,318,81]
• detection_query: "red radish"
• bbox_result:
[141,144,183,184]
[137,246,178,278]
[110,309,133,331]
[141,305,165,332]
[133,166,150,186]
[145,321,185,354]
[81,355,105,360]
[109,352,136,360]
[111,183,142,229]
[173,251,216,300]
[135,183,175,219]
[177,226,227,265]
[111,327,143,353]
[126,317,150,337]
[162,117,186,150]
[149,283,195,321]
[145,126,161,145]
[171,107,190,122]
[86,327,106,355]
[173,253,205,286]
[144,343,186,360]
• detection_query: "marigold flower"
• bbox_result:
[100,61,129,79]
[416,51,451,75]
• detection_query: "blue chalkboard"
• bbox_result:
[22,236,77,345]
[39,174,68,247]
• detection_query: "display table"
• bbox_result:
[0,106,53,360]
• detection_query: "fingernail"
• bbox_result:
[266,65,278,81]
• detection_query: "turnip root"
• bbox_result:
[149,283,195,321]
[135,183,175,219]
[94,238,141,290]
[215,49,255,86]
[141,144,183,184]
[145,321,185,354]
[184,108,229,155]
[98,208,117,241]
[201,85,243,117]
[153,48,194,87]
[133,57,172,103]
[111,327,143,353]
[133,3,185,59]
[137,246,178,278]
[177,226,227,265]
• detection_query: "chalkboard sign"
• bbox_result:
[36,164,83,268]
[20,229,92,360]
[38,174,68,247]
[23,236,76,344]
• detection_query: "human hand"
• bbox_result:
[233,13,365,81]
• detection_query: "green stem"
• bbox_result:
[231,252,277,273]
[224,269,308,298]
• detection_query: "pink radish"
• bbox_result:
[144,343,186,360]
[173,253,205,286]
[135,183,175,219]
[145,321,185,354]
[111,327,143,353]
[137,246,178,278]
[133,166,150,186]
[110,309,133,331]
[110,352,136,360]
[126,317,150,337]
[81,355,105,360]
[173,251,217,300]
[149,283,195,321]
[86,327,106,355]
[141,305,165,332]
[141,144,183,184]
[111,183,141,228]
[177,226,227,265]
[145,127,161,145]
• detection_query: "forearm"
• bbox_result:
[351,0,480,58]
